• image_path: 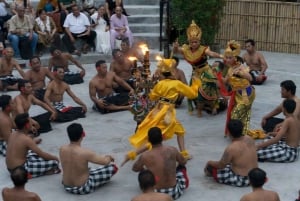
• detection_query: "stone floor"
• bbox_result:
[0,50,300,201]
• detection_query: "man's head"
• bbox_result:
[283,99,296,115]
[0,94,12,111]
[245,39,256,53]
[67,123,85,142]
[112,49,124,62]
[14,113,30,130]
[53,67,65,80]
[227,119,243,138]
[280,80,296,97]
[95,60,107,73]
[72,5,80,17]
[120,38,130,52]
[2,47,14,58]
[248,167,267,188]
[16,5,25,18]
[138,170,156,191]
[115,6,122,17]
[10,166,28,187]
[29,56,41,72]
[18,80,32,95]
[50,47,61,57]
[148,127,163,145]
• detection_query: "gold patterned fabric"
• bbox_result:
[129,78,201,148]
[186,20,202,41]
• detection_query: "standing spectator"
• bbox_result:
[91,5,111,54]
[105,0,128,18]
[8,5,38,58]
[110,6,133,49]
[62,5,96,55]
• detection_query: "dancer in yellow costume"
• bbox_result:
[217,40,255,136]
[122,58,201,165]
[173,20,224,116]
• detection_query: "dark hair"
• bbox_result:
[227,119,243,138]
[280,80,296,95]
[162,72,172,77]
[245,39,255,46]
[37,9,45,16]
[121,37,129,45]
[248,168,266,188]
[214,60,225,70]
[112,49,121,57]
[18,79,30,91]
[148,127,163,145]
[0,94,12,110]
[50,46,58,54]
[95,60,106,68]
[10,166,28,187]
[29,56,41,63]
[67,123,83,142]
[283,99,296,114]
[236,56,244,64]
[14,113,30,130]
[172,56,179,65]
[138,170,156,191]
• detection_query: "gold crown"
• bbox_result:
[157,59,176,73]
[224,40,241,57]
[187,20,202,41]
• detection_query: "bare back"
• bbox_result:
[89,72,116,97]
[240,189,280,201]
[49,54,70,72]
[2,188,41,201]
[131,192,172,201]
[226,136,258,176]
[281,116,300,147]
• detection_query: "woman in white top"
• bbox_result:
[91,5,111,55]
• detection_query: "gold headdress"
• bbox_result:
[157,59,176,73]
[187,20,202,41]
[224,40,241,57]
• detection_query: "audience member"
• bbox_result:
[89,60,133,114]
[261,80,300,132]
[105,0,128,18]
[62,5,96,55]
[60,123,118,194]
[59,0,75,13]
[132,127,189,200]
[24,56,54,101]
[242,39,268,85]
[2,166,42,201]
[48,47,85,84]
[11,0,35,22]
[91,5,111,54]
[8,5,38,58]
[44,67,87,122]
[110,6,133,49]
[14,79,56,134]
[0,47,25,91]
[6,113,60,178]
[34,9,62,55]
[0,95,14,157]
[240,168,280,201]
[257,99,300,162]
[131,170,173,201]
[204,119,258,187]
[120,37,143,62]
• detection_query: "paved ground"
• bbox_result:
[0,50,300,201]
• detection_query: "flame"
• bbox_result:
[128,57,138,61]
[155,55,163,61]
[139,44,149,55]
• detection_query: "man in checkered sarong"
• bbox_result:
[132,127,189,200]
[257,99,300,162]
[204,119,258,187]
[6,113,60,178]
[60,123,118,194]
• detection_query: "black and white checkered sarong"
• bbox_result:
[0,75,21,86]
[257,137,298,162]
[214,165,249,187]
[0,140,7,156]
[155,168,188,200]
[25,151,59,178]
[64,164,118,194]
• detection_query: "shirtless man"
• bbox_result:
[48,47,85,85]
[131,170,173,201]
[44,67,87,122]
[257,99,300,162]
[261,80,300,132]
[24,56,54,101]
[89,60,134,114]
[59,123,118,194]
[242,39,268,85]
[14,80,56,134]
[204,119,258,187]
[120,38,143,62]
[0,95,14,156]
[2,166,42,201]
[240,168,280,201]
[6,113,60,178]
[0,47,25,91]
[132,127,189,200]
[110,48,134,92]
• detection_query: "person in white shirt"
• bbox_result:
[62,5,96,55]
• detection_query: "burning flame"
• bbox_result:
[139,44,149,55]
[155,55,163,61]
[128,57,138,61]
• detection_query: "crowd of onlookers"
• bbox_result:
[0,0,133,58]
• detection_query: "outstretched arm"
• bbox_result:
[66,86,87,112]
